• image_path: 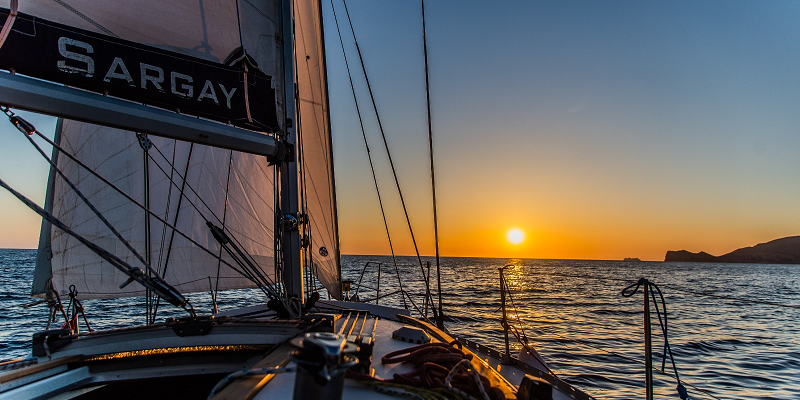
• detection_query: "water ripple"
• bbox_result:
[2,252,799,399]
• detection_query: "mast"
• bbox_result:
[280,0,304,302]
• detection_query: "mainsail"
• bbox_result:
[0,0,340,301]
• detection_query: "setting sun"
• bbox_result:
[506,228,525,245]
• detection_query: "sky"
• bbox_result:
[1,1,799,261]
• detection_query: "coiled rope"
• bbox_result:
[355,341,505,400]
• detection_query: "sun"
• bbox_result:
[506,228,525,245]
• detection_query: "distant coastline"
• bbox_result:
[665,236,800,264]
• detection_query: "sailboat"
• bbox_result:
[0,1,594,399]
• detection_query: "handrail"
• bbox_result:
[345,260,440,323]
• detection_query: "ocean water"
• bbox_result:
[2,250,799,399]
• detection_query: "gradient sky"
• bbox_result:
[1,1,799,261]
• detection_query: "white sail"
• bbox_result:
[294,0,341,298]
[43,121,276,299]
[4,0,341,300]
[8,0,286,299]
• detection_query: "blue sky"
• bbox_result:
[1,0,799,260]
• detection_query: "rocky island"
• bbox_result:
[664,236,800,264]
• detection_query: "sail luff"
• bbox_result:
[32,118,62,297]
[317,0,343,299]
[294,0,341,299]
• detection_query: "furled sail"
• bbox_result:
[294,0,341,299]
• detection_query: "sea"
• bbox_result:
[2,249,799,399]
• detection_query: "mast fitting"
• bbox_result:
[267,140,295,165]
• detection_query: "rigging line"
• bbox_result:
[233,0,245,51]
[28,128,255,287]
[214,226,281,294]
[149,143,278,271]
[214,150,235,307]
[502,274,531,348]
[330,0,407,309]
[273,167,283,292]
[146,142,225,226]
[520,265,800,310]
[50,0,118,38]
[342,0,438,319]
[216,199,279,288]
[342,0,435,312]
[152,140,177,321]
[0,177,194,316]
[156,142,177,280]
[502,279,716,400]
[500,271,558,378]
[207,222,281,298]
[216,241,278,299]
[421,0,444,329]
[142,135,153,324]
[10,116,159,281]
[148,145,279,290]
[151,142,195,322]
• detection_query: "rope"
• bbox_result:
[329,0,408,310]
[3,107,159,283]
[499,266,558,377]
[51,0,118,38]
[444,359,489,400]
[66,285,93,333]
[339,0,440,323]
[378,342,504,400]
[11,111,279,306]
[420,0,445,331]
[24,128,231,275]
[352,379,450,400]
[659,283,800,310]
[0,0,18,49]
[145,142,280,299]
[151,143,194,322]
[0,175,194,316]
[622,278,688,400]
